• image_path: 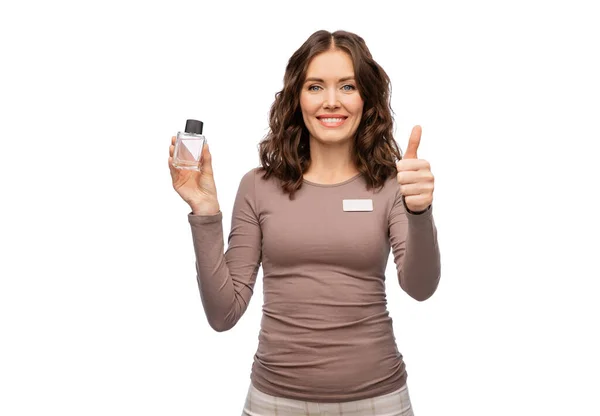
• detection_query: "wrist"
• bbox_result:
[402,195,430,215]
[189,201,220,216]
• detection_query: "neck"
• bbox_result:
[303,137,359,184]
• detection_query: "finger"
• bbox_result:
[168,156,177,178]
[171,136,176,146]
[403,125,422,159]
[169,145,174,158]
[396,158,430,172]
[397,170,434,185]
[397,170,421,185]
[399,181,434,196]
[404,194,431,210]
[399,183,423,196]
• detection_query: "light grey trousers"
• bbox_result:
[242,382,414,416]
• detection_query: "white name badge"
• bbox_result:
[343,199,373,212]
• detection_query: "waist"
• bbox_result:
[250,312,406,402]
[250,356,407,402]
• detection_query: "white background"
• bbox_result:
[1,0,598,415]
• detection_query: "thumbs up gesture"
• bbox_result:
[396,125,434,213]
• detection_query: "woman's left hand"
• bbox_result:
[396,125,435,213]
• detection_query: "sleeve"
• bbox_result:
[388,188,441,301]
[187,169,262,331]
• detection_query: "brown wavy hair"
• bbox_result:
[258,29,402,199]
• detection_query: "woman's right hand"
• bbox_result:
[168,136,221,215]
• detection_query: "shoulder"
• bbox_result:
[372,173,401,201]
[239,167,270,184]
[238,167,281,194]
[239,167,259,183]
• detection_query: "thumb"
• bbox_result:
[403,125,422,159]
[201,141,214,175]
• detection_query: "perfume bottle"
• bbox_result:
[173,119,206,171]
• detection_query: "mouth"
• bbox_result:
[316,114,348,128]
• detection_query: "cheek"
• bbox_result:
[343,95,364,116]
[299,93,318,116]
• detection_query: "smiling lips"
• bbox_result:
[316,114,348,128]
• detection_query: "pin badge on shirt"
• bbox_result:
[343,199,373,212]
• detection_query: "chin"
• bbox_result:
[310,128,355,144]
[313,135,352,146]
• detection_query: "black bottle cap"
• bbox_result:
[185,119,203,134]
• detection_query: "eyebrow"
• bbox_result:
[304,76,355,83]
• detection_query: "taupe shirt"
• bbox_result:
[188,168,441,402]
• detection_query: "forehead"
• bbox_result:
[305,49,355,79]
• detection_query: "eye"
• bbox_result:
[308,85,322,92]
[341,84,356,91]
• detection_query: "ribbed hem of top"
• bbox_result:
[188,211,222,225]
[404,201,434,223]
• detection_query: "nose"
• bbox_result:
[322,88,340,109]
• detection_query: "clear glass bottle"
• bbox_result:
[173,119,206,171]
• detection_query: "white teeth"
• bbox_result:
[320,118,344,123]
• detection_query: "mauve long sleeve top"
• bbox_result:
[188,168,440,402]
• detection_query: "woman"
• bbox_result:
[169,29,440,416]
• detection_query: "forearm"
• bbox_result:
[399,207,441,301]
[188,212,255,331]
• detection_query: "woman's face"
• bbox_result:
[299,49,364,146]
